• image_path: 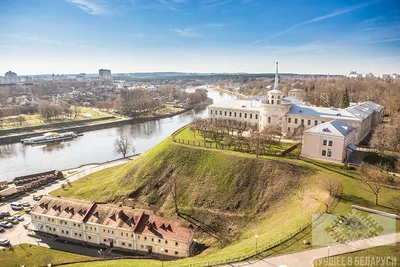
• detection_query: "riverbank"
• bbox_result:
[0,100,212,145]
[213,87,248,98]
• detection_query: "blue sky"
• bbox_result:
[0,0,399,75]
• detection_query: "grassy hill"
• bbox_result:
[52,138,317,242]
[50,136,400,267]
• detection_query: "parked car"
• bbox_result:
[7,217,19,225]
[0,239,10,246]
[17,215,25,221]
[22,202,30,207]
[0,211,10,218]
[10,202,23,210]
[25,208,32,214]
[0,222,12,228]
[33,195,43,201]
[0,227,5,233]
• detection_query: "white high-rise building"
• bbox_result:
[4,71,18,84]
[99,69,112,80]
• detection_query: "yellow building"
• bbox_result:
[30,196,193,257]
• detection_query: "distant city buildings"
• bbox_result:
[4,71,18,84]
[347,71,362,78]
[99,69,112,80]
[76,73,86,81]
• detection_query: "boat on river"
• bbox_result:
[21,132,80,145]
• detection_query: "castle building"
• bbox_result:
[29,196,193,257]
[208,62,384,146]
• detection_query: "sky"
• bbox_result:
[0,0,399,75]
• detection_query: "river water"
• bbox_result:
[0,89,235,181]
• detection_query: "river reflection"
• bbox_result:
[0,89,236,181]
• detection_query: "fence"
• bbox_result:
[173,138,300,159]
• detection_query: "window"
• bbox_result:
[165,240,168,244]
[250,114,253,119]
[224,111,227,116]
[229,112,232,116]
[271,100,274,104]
[271,95,274,98]
[89,236,92,240]
[126,233,128,237]
[52,219,54,222]
[74,223,76,226]
[122,242,125,246]
[103,229,105,233]
[268,117,271,123]
[301,119,304,125]
[175,242,178,246]
[277,100,280,104]
[152,238,154,242]
[104,239,107,242]
[121,233,123,236]
[239,113,242,118]
[141,245,144,249]
[159,239,161,243]
[234,112,237,117]
[137,235,140,240]
[66,231,69,234]
[112,231,114,234]
[287,127,290,133]
[165,250,169,253]
[79,233,82,237]
[295,118,298,124]
[144,237,147,241]
[288,118,291,123]
[308,120,311,125]
[175,251,179,256]
[74,233,77,236]
[255,114,258,120]
[220,111,222,115]
[244,113,247,118]
[210,110,212,114]
[322,150,327,156]
[327,149,332,157]
[323,140,327,146]
[61,230,64,234]
[315,120,318,126]
[278,96,281,99]
[131,234,133,238]
[129,244,132,247]
[328,140,333,146]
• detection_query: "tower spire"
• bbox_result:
[274,62,279,90]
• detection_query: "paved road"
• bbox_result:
[219,232,400,267]
[0,156,136,246]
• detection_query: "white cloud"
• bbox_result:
[67,0,112,15]
[173,28,202,38]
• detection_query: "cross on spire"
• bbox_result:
[274,62,280,90]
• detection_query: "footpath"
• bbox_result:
[219,232,400,267]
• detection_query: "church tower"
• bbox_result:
[267,62,284,105]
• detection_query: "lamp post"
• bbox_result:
[255,235,259,254]
[327,246,331,267]
[160,248,164,267]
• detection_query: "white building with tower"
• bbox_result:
[208,62,384,146]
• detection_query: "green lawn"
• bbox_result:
[314,242,400,267]
[0,106,111,130]
[0,244,95,267]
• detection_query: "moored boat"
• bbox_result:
[21,132,80,145]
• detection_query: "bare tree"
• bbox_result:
[359,164,387,205]
[320,177,342,197]
[114,135,134,158]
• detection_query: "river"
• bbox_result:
[0,89,236,181]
